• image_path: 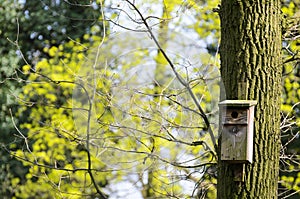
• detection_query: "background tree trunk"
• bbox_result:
[217,1,282,198]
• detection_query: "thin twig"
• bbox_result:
[84,1,108,198]
[125,0,217,155]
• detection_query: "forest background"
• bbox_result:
[0,0,299,198]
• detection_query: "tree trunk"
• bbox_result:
[217,1,282,198]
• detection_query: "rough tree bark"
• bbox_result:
[217,1,282,198]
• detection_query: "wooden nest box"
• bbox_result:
[219,100,257,163]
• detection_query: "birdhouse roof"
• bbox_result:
[219,100,257,107]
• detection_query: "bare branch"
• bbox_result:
[124,0,217,155]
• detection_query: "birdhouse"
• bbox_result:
[219,100,257,163]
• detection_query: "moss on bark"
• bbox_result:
[217,1,282,198]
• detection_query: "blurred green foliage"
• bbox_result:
[0,0,103,197]
[279,0,300,198]
[13,39,109,198]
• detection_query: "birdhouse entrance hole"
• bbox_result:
[231,111,239,118]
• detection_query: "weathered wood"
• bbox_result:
[219,100,257,107]
[219,101,256,163]
[222,108,248,124]
[221,124,248,162]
